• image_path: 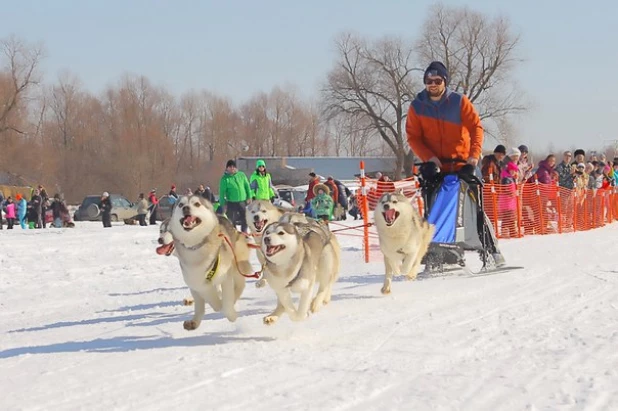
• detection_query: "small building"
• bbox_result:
[236,156,397,186]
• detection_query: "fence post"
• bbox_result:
[489,175,500,238]
[572,191,578,232]
[535,176,545,234]
[516,183,523,238]
[360,161,370,263]
[556,181,563,234]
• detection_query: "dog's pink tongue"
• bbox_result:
[385,208,396,222]
[156,243,174,256]
[184,215,196,224]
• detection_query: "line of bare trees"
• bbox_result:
[1,3,527,200]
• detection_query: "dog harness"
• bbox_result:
[294,221,332,246]
[205,252,221,282]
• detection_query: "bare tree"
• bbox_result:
[322,33,420,179]
[417,3,526,141]
[0,36,43,136]
[327,114,380,156]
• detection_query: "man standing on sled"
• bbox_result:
[406,61,505,268]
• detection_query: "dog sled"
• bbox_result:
[417,161,522,276]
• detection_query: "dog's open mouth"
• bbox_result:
[265,244,285,257]
[254,219,267,232]
[180,215,201,231]
[156,242,175,256]
[383,208,400,226]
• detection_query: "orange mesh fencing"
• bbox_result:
[356,169,618,262]
[482,180,618,238]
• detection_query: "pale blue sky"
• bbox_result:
[2,0,617,153]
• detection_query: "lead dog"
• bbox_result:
[166,195,253,330]
[373,191,435,294]
[260,220,340,325]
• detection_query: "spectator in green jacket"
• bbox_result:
[219,159,251,232]
[310,183,334,222]
[249,159,278,201]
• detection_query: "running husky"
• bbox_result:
[165,195,253,330]
[374,191,435,294]
[260,220,341,325]
[245,200,289,288]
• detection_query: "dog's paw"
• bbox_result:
[380,285,391,295]
[263,315,278,325]
[405,274,418,281]
[255,278,267,289]
[290,312,308,322]
[182,298,194,306]
[183,320,199,331]
[224,311,238,322]
[310,299,322,314]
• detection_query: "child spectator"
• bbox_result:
[498,161,519,238]
[311,183,334,222]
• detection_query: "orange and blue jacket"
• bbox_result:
[406,89,483,171]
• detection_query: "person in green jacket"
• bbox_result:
[249,159,278,201]
[219,159,251,233]
[310,183,334,222]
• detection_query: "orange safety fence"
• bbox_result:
[356,166,618,262]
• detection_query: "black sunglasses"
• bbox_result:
[425,78,444,85]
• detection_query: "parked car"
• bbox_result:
[73,194,137,222]
[275,185,307,210]
[156,194,219,221]
[156,195,176,221]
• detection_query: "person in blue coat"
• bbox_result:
[16,193,28,229]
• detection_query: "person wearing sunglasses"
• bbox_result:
[406,61,506,269]
[406,61,483,173]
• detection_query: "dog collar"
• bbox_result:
[205,252,221,282]
[174,234,210,251]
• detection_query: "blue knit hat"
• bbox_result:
[424,61,449,85]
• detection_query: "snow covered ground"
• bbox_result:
[1,221,617,410]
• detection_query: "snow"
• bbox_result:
[1,221,618,410]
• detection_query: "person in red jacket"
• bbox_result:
[148,189,158,225]
[305,172,320,203]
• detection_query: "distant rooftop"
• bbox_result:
[238,156,397,180]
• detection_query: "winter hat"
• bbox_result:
[494,144,506,155]
[16,193,22,200]
[573,149,585,158]
[226,159,236,168]
[102,192,109,197]
[424,61,448,85]
[256,159,266,168]
[576,163,585,169]
[507,147,521,157]
[171,184,176,190]
[518,145,529,154]
[308,172,317,178]
[313,183,330,196]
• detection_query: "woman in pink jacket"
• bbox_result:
[498,161,520,238]
[4,196,16,229]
